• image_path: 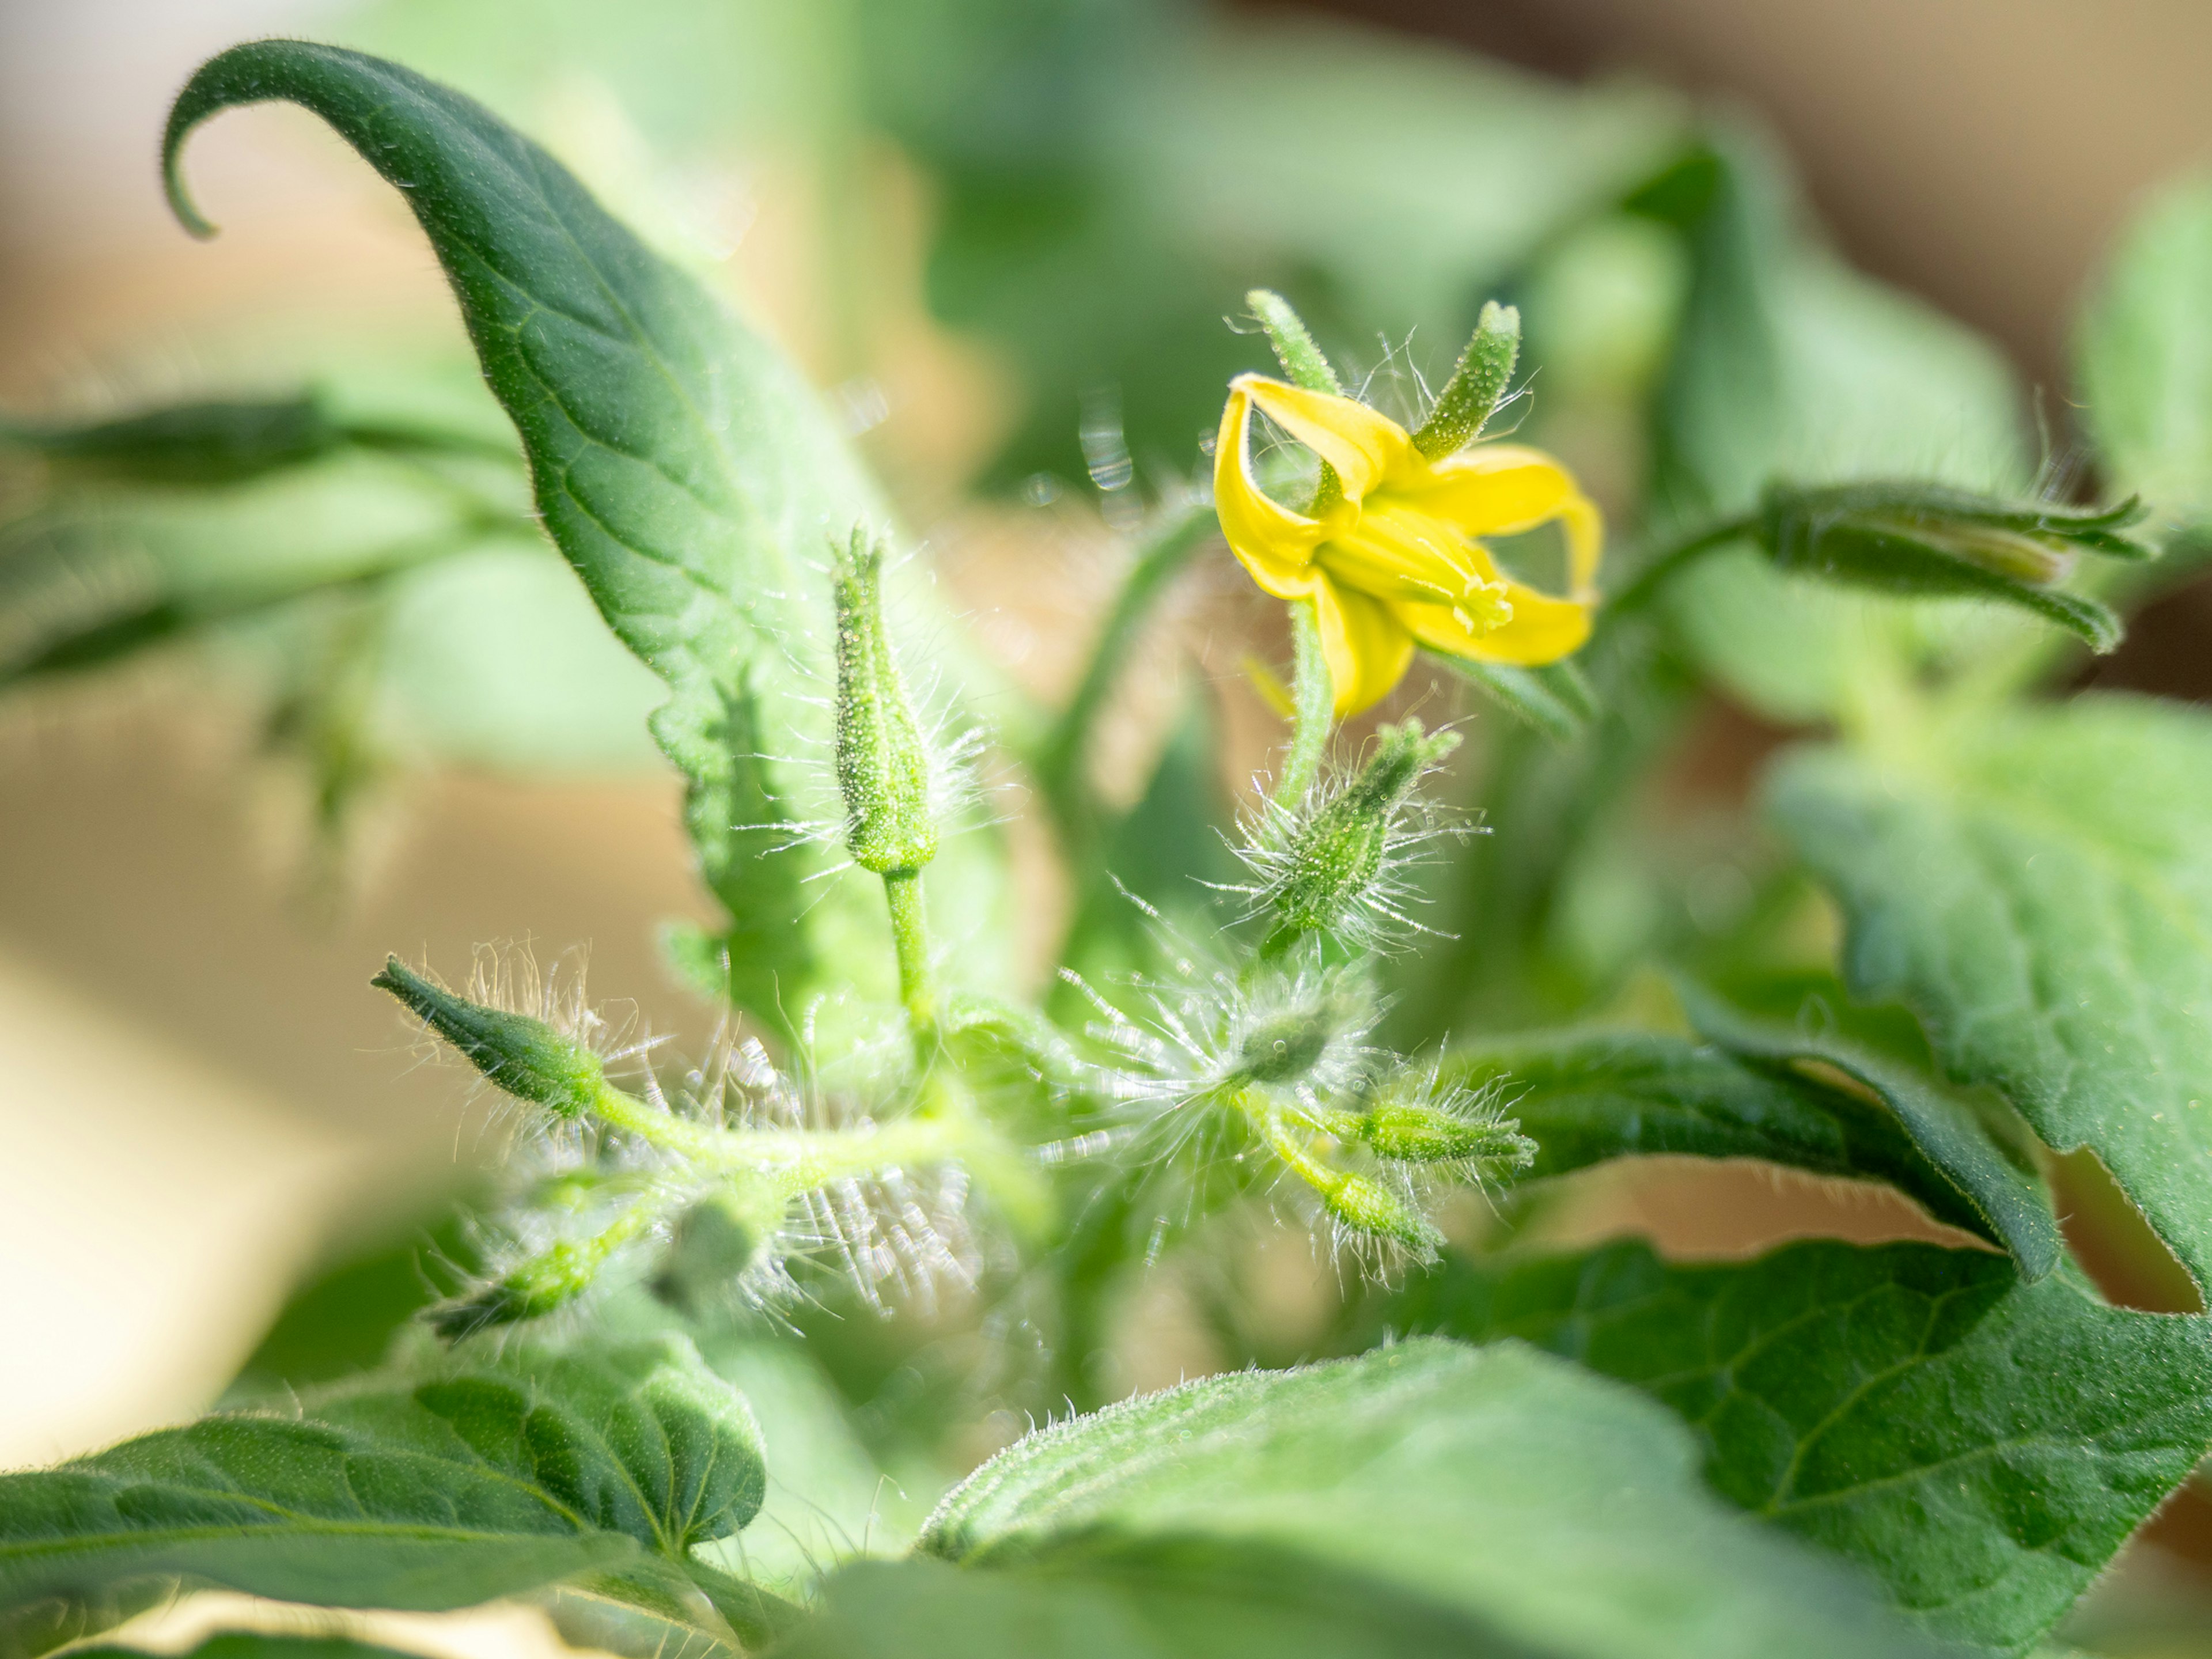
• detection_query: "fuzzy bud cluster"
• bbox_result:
[372,956,604,1118]
[832,528,940,876]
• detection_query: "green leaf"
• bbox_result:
[160,41,940,1020]
[1448,1028,2026,1251]
[0,396,345,487]
[70,1635,425,1659]
[0,1336,762,1643]
[1401,1238,2212,1653]
[1675,972,2061,1278]
[2077,173,2212,523]
[922,1338,1940,1658]
[1768,694,2212,1296]
[783,1552,1555,1659]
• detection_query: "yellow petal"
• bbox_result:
[1319,502,1496,609]
[1402,444,1605,600]
[1237,374,1415,504]
[1397,581,1591,665]
[1313,578,1414,717]
[1213,381,1325,600]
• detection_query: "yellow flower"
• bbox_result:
[1214,374,1603,716]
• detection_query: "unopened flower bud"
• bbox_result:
[372,956,603,1118]
[429,1240,596,1338]
[650,1185,782,1316]
[1755,483,2152,653]
[1414,301,1521,460]
[1361,1097,1536,1170]
[1271,721,1459,940]
[1319,1171,1443,1254]
[832,528,938,875]
[1222,969,1371,1090]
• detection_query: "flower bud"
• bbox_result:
[1270,720,1460,940]
[429,1240,596,1338]
[1221,968,1371,1090]
[832,528,939,876]
[372,956,603,1118]
[1414,301,1521,460]
[1319,1171,1443,1254]
[1755,483,2152,653]
[649,1185,782,1316]
[1361,1097,1536,1170]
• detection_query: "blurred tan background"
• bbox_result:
[3,0,2211,1483]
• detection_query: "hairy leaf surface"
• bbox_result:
[0,1338,761,1649]
[1402,1240,2212,1653]
[1769,694,2212,1293]
[1676,973,2060,1277]
[922,1339,1940,1659]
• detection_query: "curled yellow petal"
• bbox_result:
[1313,579,1414,718]
[1213,382,1325,600]
[1405,444,1605,601]
[1236,374,1415,505]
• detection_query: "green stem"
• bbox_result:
[1600,514,1756,624]
[1036,498,1213,837]
[882,868,937,1039]
[585,1074,971,1192]
[1275,599,1334,805]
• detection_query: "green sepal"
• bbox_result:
[1440,656,1597,743]
[1412,300,1521,460]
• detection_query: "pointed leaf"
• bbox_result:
[0,1337,761,1641]
[160,41,919,1018]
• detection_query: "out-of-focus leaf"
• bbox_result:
[1645,137,2033,721]
[693,1336,924,1596]
[1769,694,2212,1296]
[0,1338,764,1650]
[0,397,345,487]
[2078,174,2212,525]
[1448,1028,2025,1251]
[782,1552,1554,1659]
[69,1635,425,1659]
[921,1339,1941,1659]
[1442,658,1597,744]
[1403,1238,2212,1653]
[1676,971,2060,1278]
[874,2,1687,485]
[163,41,1005,1021]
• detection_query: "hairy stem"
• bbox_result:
[1275,599,1334,805]
[882,868,937,1040]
